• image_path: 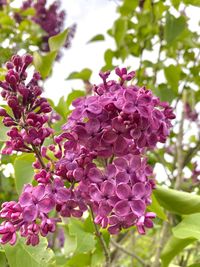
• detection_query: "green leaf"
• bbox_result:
[0,119,8,142]
[0,251,7,267]
[154,83,177,103]
[171,0,181,9]
[118,0,138,16]
[183,0,200,6]
[164,13,186,44]
[14,154,35,194]
[20,7,36,16]
[54,96,68,119]
[187,264,200,267]
[66,69,92,81]
[68,218,96,254]
[88,34,105,43]
[161,236,195,267]
[65,253,91,267]
[0,68,7,81]
[173,213,200,240]
[103,49,115,70]
[4,236,55,267]
[154,186,200,215]
[113,18,128,48]
[33,51,57,79]
[66,90,85,109]
[49,29,68,52]
[164,65,181,93]
[149,193,167,221]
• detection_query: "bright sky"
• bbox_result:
[44,0,200,103]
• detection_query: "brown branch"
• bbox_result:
[111,239,149,266]
[152,219,170,267]
[89,206,111,267]
[174,108,185,190]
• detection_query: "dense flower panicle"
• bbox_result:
[0,61,175,246]
[64,68,175,157]
[0,54,52,154]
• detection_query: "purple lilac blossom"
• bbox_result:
[0,58,175,246]
[18,0,76,53]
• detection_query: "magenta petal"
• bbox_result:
[116,183,131,199]
[90,185,102,202]
[101,181,115,195]
[105,164,117,177]
[99,202,112,217]
[88,103,102,114]
[138,105,149,117]
[132,183,146,198]
[130,156,141,170]
[102,129,118,143]
[88,168,103,183]
[23,205,38,222]
[114,200,130,216]
[108,216,119,226]
[19,192,33,207]
[123,102,136,114]
[114,136,127,154]
[108,225,120,235]
[74,125,88,140]
[130,199,146,216]
[57,188,71,202]
[38,198,55,213]
[86,118,100,134]
[9,232,17,245]
[114,157,128,170]
[112,117,126,132]
[32,185,45,201]
[116,171,129,184]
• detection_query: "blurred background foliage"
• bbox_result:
[0,0,200,266]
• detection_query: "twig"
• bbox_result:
[174,107,184,190]
[183,141,200,168]
[152,219,170,267]
[111,239,149,266]
[89,206,111,267]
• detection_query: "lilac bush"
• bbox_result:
[0,55,175,246]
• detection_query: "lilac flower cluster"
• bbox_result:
[184,102,198,122]
[0,58,175,246]
[0,54,52,154]
[19,0,76,52]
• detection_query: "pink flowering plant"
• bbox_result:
[0,1,200,267]
[0,52,174,264]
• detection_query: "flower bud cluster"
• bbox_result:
[0,62,175,246]
[0,54,52,154]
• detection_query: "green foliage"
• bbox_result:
[149,193,167,221]
[0,120,8,142]
[68,218,96,254]
[49,29,68,52]
[33,51,57,79]
[66,90,85,109]
[154,186,200,215]
[88,34,105,43]
[164,13,186,44]
[14,154,35,194]
[161,236,195,267]
[66,69,92,81]
[173,213,200,240]
[164,64,181,93]
[3,236,55,267]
